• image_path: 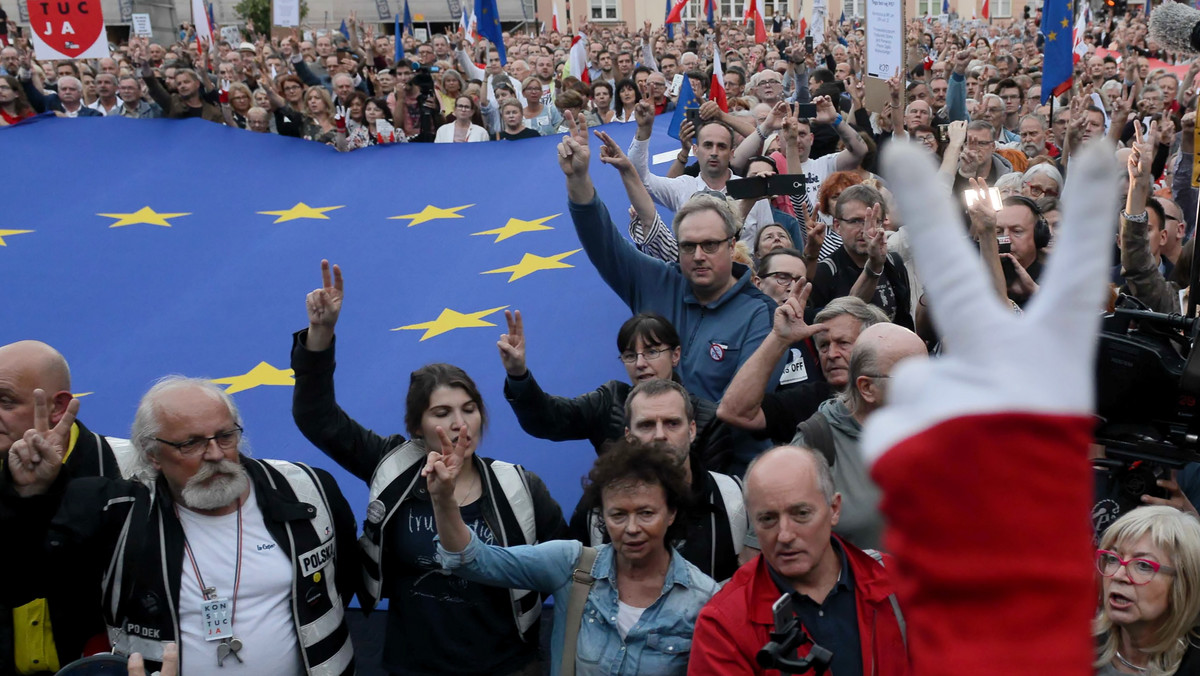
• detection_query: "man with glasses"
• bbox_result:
[560,116,778,403]
[980,94,1018,145]
[952,121,1013,194]
[751,70,784,107]
[1,377,359,676]
[752,249,823,393]
[995,78,1023,136]
[647,71,674,114]
[810,185,915,329]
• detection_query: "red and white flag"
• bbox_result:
[665,0,689,25]
[743,0,767,43]
[710,48,728,111]
[551,2,560,31]
[981,0,990,19]
[798,17,807,39]
[1072,2,1090,62]
[567,32,590,83]
[460,10,477,43]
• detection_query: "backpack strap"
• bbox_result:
[796,414,837,468]
[864,549,907,649]
[560,546,600,676]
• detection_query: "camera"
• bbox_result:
[1092,306,1200,534]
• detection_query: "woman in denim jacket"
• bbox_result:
[427,436,719,676]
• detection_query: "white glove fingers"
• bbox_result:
[881,141,1008,352]
[1025,140,1120,342]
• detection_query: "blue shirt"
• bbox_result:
[769,539,864,676]
[437,533,719,676]
[569,195,780,401]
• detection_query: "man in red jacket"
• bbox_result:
[689,445,909,676]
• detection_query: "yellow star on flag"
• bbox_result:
[257,202,345,223]
[392,305,509,341]
[472,214,560,242]
[97,206,191,228]
[481,249,582,282]
[0,229,33,246]
[1047,31,1057,41]
[389,204,475,227]
[1061,17,1068,27]
[211,362,295,394]
[71,392,93,398]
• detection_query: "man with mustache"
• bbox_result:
[1,377,359,676]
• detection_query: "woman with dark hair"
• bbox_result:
[613,78,640,123]
[290,261,567,676]
[591,80,616,124]
[500,310,731,472]
[0,75,35,125]
[426,438,718,676]
[434,95,489,142]
[347,97,405,149]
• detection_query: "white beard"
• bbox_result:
[180,459,250,511]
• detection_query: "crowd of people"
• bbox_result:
[4,3,1200,675]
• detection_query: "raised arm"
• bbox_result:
[717,281,826,431]
[847,203,888,302]
[291,260,407,481]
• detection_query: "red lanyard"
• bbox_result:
[178,499,244,627]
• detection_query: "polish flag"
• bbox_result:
[1072,2,1090,62]
[743,0,768,43]
[460,10,477,43]
[552,2,560,32]
[981,0,989,19]
[711,48,728,111]
[798,17,807,39]
[568,32,590,84]
[665,0,689,25]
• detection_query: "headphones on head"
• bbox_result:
[1002,195,1051,250]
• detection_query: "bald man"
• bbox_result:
[0,340,121,674]
[689,446,910,676]
[790,322,927,550]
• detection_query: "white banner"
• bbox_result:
[190,0,212,43]
[131,12,152,35]
[866,0,902,79]
[274,0,300,27]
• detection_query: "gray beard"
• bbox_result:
[179,459,250,511]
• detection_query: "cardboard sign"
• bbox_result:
[131,12,151,36]
[27,0,109,59]
[219,24,241,44]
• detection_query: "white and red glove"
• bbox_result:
[334,113,347,133]
[865,141,1120,676]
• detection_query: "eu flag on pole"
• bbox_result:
[705,0,715,26]
[339,19,350,40]
[0,114,687,532]
[942,0,949,14]
[668,74,701,139]
[403,0,414,35]
[476,0,507,63]
[666,0,675,40]
[1041,0,1073,102]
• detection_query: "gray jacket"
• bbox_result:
[791,398,883,551]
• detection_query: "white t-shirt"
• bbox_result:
[177,485,305,676]
[797,153,841,208]
[616,600,646,640]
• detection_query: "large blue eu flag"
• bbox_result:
[0,115,684,520]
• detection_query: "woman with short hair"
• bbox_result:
[427,438,718,676]
[1094,506,1200,675]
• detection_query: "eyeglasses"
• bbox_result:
[966,138,995,148]
[1096,549,1176,585]
[679,237,733,256]
[1026,184,1059,198]
[836,217,868,228]
[154,425,243,456]
[762,271,802,285]
[619,346,672,364]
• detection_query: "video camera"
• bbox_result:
[1092,302,1200,533]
